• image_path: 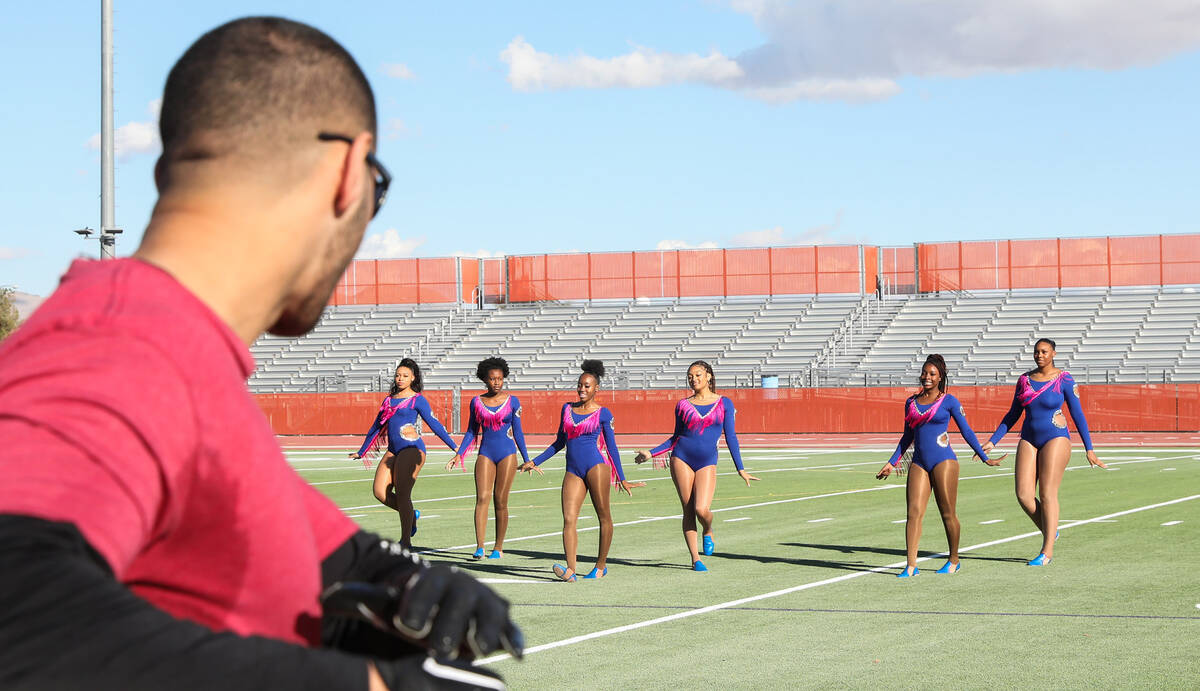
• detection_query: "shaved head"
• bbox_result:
[158,17,376,180]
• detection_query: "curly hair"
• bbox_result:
[476,356,510,382]
[390,358,424,395]
[580,359,606,382]
[922,354,948,393]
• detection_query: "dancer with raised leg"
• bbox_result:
[635,361,758,572]
[982,338,1105,566]
[521,360,642,581]
[877,354,1001,577]
[448,357,531,560]
[350,358,457,547]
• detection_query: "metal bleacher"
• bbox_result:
[247,286,1200,392]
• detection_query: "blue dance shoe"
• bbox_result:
[552,564,577,582]
[1027,553,1052,566]
[935,561,960,574]
[896,566,919,578]
[411,509,420,537]
[472,547,485,560]
[583,566,607,579]
[702,534,715,556]
[693,560,708,572]
[487,550,502,560]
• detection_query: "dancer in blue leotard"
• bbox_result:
[348,358,457,548]
[982,338,1106,566]
[447,357,531,560]
[635,360,759,571]
[521,360,643,582]
[876,354,1001,577]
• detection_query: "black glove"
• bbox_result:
[322,571,524,660]
[375,654,506,691]
[321,533,525,661]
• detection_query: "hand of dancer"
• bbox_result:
[445,455,463,472]
[981,441,995,455]
[1085,449,1107,469]
[737,469,759,486]
[633,449,652,464]
[876,462,895,480]
[519,461,542,475]
[976,450,1006,466]
[617,480,645,495]
[348,452,362,460]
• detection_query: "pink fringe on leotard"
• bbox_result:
[1016,372,1065,407]
[649,398,725,468]
[563,404,618,485]
[459,396,515,464]
[904,394,946,429]
[361,396,417,467]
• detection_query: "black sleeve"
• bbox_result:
[0,515,368,691]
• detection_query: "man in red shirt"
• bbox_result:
[0,17,514,691]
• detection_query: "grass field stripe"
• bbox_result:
[1161,521,1182,526]
[475,493,1200,666]
[327,458,895,501]
[807,518,833,523]
[417,484,904,555]
[980,519,1004,524]
[416,455,1192,553]
[510,603,1200,621]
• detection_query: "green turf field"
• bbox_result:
[293,445,1200,689]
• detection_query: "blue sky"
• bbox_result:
[2,1,1199,297]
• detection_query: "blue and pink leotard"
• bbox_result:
[531,404,626,484]
[988,371,1093,451]
[356,394,457,456]
[887,393,988,473]
[648,397,743,472]
[455,395,531,465]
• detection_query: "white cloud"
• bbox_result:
[356,229,426,259]
[383,62,416,80]
[656,239,720,250]
[503,2,1200,103]
[0,246,32,260]
[85,99,160,159]
[502,36,743,91]
[384,118,420,140]
[731,211,856,247]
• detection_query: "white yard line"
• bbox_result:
[475,494,1200,666]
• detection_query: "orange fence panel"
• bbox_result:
[633,250,680,299]
[589,252,636,300]
[328,234,1199,307]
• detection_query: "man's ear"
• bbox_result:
[154,156,167,193]
[334,133,373,217]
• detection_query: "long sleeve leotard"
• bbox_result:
[988,371,1093,451]
[355,394,457,456]
[531,404,626,484]
[648,397,743,472]
[454,395,531,464]
[887,393,988,473]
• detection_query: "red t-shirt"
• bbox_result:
[0,259,358,645]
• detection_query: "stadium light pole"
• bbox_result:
[99,0,117,259]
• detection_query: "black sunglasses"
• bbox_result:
[317,132,391,218]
